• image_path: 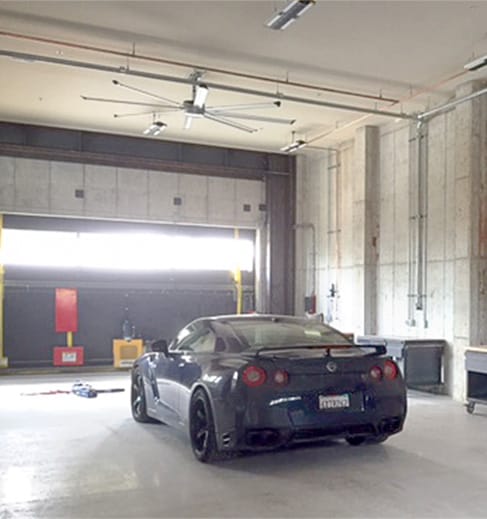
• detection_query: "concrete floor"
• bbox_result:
[1,373,486,518]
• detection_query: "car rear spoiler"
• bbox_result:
[253,344,387,357]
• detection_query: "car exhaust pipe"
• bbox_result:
[379,417,402,434]
[246,429,282,448]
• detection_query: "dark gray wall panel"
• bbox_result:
[4,288,58,365]
[5,285,236,367]
[265,159,295,315]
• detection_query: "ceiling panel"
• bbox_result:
[0,1,486,151]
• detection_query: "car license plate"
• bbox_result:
[319,394,350,410]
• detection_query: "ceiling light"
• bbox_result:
[143,121,167,136]
[266,0,315,30]
[280,139,307,153]
[464,54,487,72]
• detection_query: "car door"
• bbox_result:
[151,325,198,426]
[173,325,217,423]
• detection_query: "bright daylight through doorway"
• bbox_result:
[0,229,254,272]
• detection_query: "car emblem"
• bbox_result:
[326,361,338,373]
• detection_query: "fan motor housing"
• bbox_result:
[184,101,204,117]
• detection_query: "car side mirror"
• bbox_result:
[151,339,168,355]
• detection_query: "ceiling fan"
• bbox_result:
[81,76,296,134]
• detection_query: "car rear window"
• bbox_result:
[226,319,351,350]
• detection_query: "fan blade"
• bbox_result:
[204,113,257,133]
[193,84,209,108]
[206,111,295,125]
[184,115,193,129]
[207,101,281,113]
[112,80,180,106]
[81,95,178,110]
[113,110,155,119]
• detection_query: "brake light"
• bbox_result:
[273,369,289,386]
[242,366,267,387]
[384,360,399,380]
[369,366,383,381]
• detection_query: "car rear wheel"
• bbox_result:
[190,389,218,463]
[346,436,366,446]
[347,433,389,446]
[131,369,157,423]
[367,434,389,444]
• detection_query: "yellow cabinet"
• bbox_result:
[113,339,144,368]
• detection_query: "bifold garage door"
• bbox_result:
[3,215,255,368]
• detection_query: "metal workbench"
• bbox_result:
[465,347,487,414]
[356,335,445,392]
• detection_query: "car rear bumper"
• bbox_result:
[215,390,407,451]
[243,415,404,450]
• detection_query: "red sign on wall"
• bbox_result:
[55,288,78,333]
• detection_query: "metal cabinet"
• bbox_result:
[465,348,487,414]
[356,336,445,391]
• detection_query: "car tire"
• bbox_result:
[367,434,389,444]
[189,388,219,463]
[131,369,157,423]
[346,436,366,446]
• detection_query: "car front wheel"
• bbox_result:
[189,389,218,463]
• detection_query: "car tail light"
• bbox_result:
[273,369,289,386]
[242,366,267,387]
[369,365,383,381]
[384,360,399,380]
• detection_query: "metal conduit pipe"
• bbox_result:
[411,119,429,328]
[406,123,417,327]
[326,149,341,323]
[405,84,487,328]
[294,223,316,298]
[306,69,469,147]
[0,30,399,104]
[0,50,413,120]
[415,120,426,313]
[418,85,487,121]
[421,125,429,328]
[333,149,342,320]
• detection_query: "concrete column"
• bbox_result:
[453,81,487,400]
[353,126,380,335]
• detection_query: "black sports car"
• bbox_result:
[131,314,407,462]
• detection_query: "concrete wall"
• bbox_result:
[0,157,265,228]
[295,142,355,332]
[295,82,487,400]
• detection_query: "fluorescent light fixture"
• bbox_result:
[193,84,209,108]
[266,0,315,30]
[143,121,167,136]
[464,54,487,72]
[280,139,307,153]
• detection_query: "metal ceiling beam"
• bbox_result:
[0,50,414,120]
[0,122,292,180]
[0,30,398,104]
[418,84,487,121]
